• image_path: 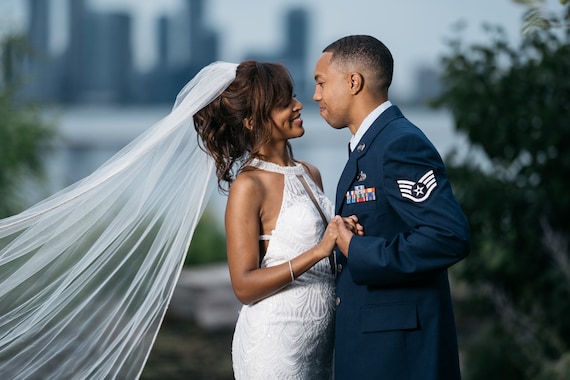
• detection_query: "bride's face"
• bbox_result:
[270,96,304,141]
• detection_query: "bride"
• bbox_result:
[194,60,355,379]
[0,60,361,379]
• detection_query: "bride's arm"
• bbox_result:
[225,173,337,305]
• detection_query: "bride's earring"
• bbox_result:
[244,117,254,131]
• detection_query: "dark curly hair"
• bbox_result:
[194,61,295,193]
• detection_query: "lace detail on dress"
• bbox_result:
[232,158,335,380]
[249,158,306,175]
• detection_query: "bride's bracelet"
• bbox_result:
[288,260,295,282]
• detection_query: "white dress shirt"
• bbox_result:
[349,100,392,152]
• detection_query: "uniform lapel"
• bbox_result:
[335,105,404,214]
[336,154,358,214]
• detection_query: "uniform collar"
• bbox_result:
[349,100,392,152]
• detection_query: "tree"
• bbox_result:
[433,2,570,379]
[0,33,55,217]
[185,209,227,266]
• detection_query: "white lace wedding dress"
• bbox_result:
[231,159,336,380]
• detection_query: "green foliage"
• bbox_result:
[185,210,227,266]
[462,321,527,379]
[0,34,56,217]
[433,13,570,380]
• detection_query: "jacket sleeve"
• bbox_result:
[347,131,470,287]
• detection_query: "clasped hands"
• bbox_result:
[321,215,364,258]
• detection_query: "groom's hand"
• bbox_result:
[342,215,364,236]
[333,215,358,257]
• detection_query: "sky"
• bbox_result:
[0,0,561,97]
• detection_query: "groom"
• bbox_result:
[313,35,470,380]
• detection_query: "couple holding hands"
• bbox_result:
[0,34,469,380]
[211,34,470,380]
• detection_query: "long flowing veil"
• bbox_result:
[0,61,238,379]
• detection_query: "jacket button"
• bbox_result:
[336,297,341,306]
[337,263,343,273]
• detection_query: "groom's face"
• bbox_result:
[313,52,352,131]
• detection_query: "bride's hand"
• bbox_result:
[332,215,358,257]
[316,217,341,259]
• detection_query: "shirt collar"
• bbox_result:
[349,100,392,151]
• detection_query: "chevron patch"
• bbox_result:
[397,170,437,203]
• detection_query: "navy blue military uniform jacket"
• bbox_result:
[334,105,470,380]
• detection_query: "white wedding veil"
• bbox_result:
[0,61,238,379]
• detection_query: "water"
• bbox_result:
[43,104,466,227]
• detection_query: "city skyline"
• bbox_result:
[14,0,320,105]
[1,0,544,100]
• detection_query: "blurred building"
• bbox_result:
[410,65,443,106]
[19,0,310,105]
[243,8,310,102]
[18,0,60,101]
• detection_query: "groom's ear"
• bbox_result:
[349,72,364,95]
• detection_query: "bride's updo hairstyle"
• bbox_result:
[194,60,295,192]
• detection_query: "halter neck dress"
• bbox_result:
[231,159,335,380]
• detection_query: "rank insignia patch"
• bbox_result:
[397,170,437,203]
[346,185,376,204]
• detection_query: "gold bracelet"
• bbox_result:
[288,260,295,282]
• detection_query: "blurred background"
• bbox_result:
[1,0,569,379]
[0,0,534,219]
